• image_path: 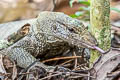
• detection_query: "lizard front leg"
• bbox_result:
[0,33,51,70]
[0,43,55,72]
[8,47,37,68]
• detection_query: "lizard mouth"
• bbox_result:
[74,40,105,54]
[52,32,105,54]
[52,31,105,53]
[67,37,105,54]
[74,40,105,53]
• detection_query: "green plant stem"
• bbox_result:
[90,0,111,64]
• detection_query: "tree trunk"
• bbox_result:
[90,0,111,63]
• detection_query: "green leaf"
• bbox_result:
[75,11,84,16]
[79,6,90,11]
[69,0,74,7]
[77,0,90,6]
[111,7,120,13]
[70,14,79,18]
[69,0,90,7]
[88,0,90,3]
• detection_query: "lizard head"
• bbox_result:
[65,23,98,49]
[37,11,98,49]
[51,20,98,49]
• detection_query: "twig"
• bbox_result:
[12,61,17,80]
[40,72,62,80]
[73,51,77,70]
[42,56,82,63]
[18,72,33,75]
[74,63,88,70]
[60,59,73,66]
[0,72,11,76]
[69,72,95,79]
[41,71,95,80]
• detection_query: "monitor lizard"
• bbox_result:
[0,11,98,71]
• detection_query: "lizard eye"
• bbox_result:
[68,28,76,33]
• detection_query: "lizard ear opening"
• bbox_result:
[20,23,30,35]
[7,23,31,43]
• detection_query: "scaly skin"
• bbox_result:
[0,11,97,70]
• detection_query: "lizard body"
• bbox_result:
[0,11,97,69]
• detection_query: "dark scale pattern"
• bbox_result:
[0,12,97,69]
[32,32,47,57]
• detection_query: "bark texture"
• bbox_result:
[90,0,111,62]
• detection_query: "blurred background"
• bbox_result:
[0,0,120,23]
[0,0,81,23]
